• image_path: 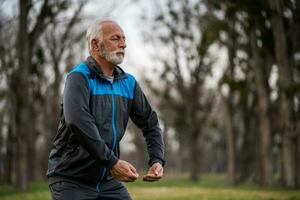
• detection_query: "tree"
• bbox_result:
[144,0,217,181]
[1,0,83,190]
[142,0,300,187]
[267,0,295,187]
[39,0,86,177]
[211,0,300,187]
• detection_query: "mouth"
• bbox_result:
[116,52,124,56]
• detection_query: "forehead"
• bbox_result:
[101,22,125,37]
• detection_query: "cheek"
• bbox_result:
[104,41,118,51]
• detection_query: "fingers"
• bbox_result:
[142,169,163,181]
[127,162,137,173]
[128,163,139,179]
[126,171,139,181]
[112,172,136,182]
[111,160,164,183]
[150,163,163,176]
[142,174,162,182]
[153,164,163,176]
[145,169,163,180]
[110,160,139,182]
[121,176,136,182]
[142,163,164,182]
[126,163,139,180]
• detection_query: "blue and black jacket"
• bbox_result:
[47,56,165,189]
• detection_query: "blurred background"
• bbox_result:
[0,0,300,199]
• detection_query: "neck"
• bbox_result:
[91,54,114,76]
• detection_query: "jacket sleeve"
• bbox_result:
[63,72,118,169]
[130,82,165,167]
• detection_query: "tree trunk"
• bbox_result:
[268,0,295,187]
[0,115,3,184]
[292,0,300,189]
[295,134,300,187]
[4,121,14,185]
[221,27,238,184]
[239,95,257,183]
[221,94,237,184]
[26,128,36,182]
[249,30,272,185]
[15,0,31,190]
[189,130,200,182]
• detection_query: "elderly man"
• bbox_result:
[47,20,165,200]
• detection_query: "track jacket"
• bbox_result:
[47,56,165,190]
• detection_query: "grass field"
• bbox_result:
[0,174,299,200]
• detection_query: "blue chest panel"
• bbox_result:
[89,76,135,99]
[68,62,136,100]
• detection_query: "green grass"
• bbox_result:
[0,174,299,200]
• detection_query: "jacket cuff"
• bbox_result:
[105,154,119,169]
[148,157,165,167]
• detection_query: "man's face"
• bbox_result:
[98,22,126,65]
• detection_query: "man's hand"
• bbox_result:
[110,160,139,182]
[143,162,163,182]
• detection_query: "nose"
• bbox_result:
[119,39,126,49]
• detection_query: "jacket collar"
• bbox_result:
[85,56,127,81]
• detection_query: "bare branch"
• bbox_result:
[29,0,50,43]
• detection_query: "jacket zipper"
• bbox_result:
[111,83,117,150]
[96,83,117,192]
[96,168,106,192]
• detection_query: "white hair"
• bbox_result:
[86,19,118,55]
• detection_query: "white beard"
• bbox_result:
[100,42,125,65]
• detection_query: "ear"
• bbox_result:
[91,38,99,52]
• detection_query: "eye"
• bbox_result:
[111,36,120,41]
[110,35,126,43]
